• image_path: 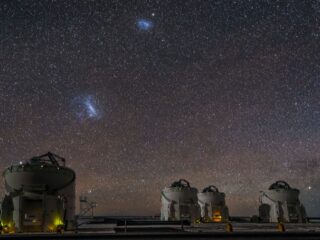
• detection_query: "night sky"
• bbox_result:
[0,0,320,216]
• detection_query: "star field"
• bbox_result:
[0,0,320,216]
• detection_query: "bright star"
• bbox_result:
[137,19,153,31]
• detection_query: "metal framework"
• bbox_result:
[79,196,97,217]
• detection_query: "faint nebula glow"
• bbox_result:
[84,98,98,118]
[137,19,154,30]
[72,95,101,121]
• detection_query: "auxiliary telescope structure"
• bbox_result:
[259,181,307,223]
[0,152,76,232]
[79,196,97,217]
[161,179,200,222]
[197,185,229,222]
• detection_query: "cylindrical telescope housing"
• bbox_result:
[197,185,229,222]
[259,181,307,223]
[161,179,200,222]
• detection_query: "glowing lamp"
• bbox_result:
[212,211,222,222]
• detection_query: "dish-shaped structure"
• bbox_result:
[197,185,229,222]
[1,152,76,232]
[259,181,307,223]
[161,179,200,222]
